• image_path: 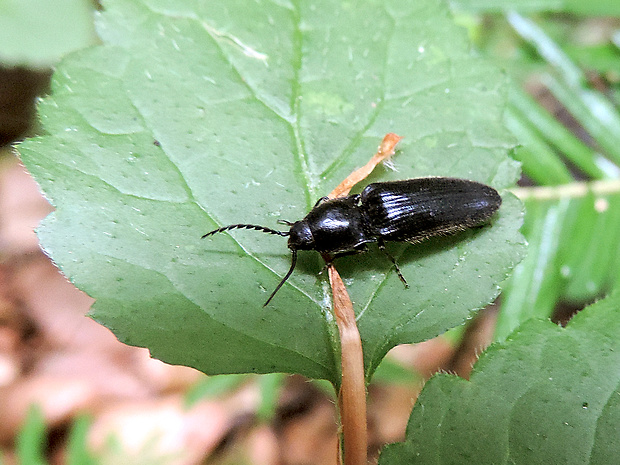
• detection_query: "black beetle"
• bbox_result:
[203,177,502,306]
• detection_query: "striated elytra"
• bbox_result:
[203,177,502,306]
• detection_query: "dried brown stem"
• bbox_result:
[329,263,367,465]
[326,133,402,464]
[329,133,402,199]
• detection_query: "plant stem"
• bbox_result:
[325,133,402,464]
[329,133,403,198]
[511,179,620,201]
[329,264,367,465]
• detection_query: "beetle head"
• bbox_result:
[287,220,315,251]
[260,220,314,306]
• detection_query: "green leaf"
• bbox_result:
[566,43,620,78]
[16,405,48,465]
[257,373,286,422]
[504,109,573,185]
[372,357,422,386]
[508,86,607,181]
[506,13,620,167]
[558,193,620,302]
[379,290,620,465]
[451,0,620,16]
[495,198,569,340]
[67,416,98,465]
[19,0,524,384]
[0,0,96,67]
[185,374,248,407]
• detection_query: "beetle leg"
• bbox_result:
[314,196,330,207]
[377,241,409,288]
[319,247,367,274]
[331,247,367,261]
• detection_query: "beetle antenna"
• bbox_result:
[202,224,289,238]
[263,249,297,307]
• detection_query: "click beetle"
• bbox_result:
[202,177,502,306]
